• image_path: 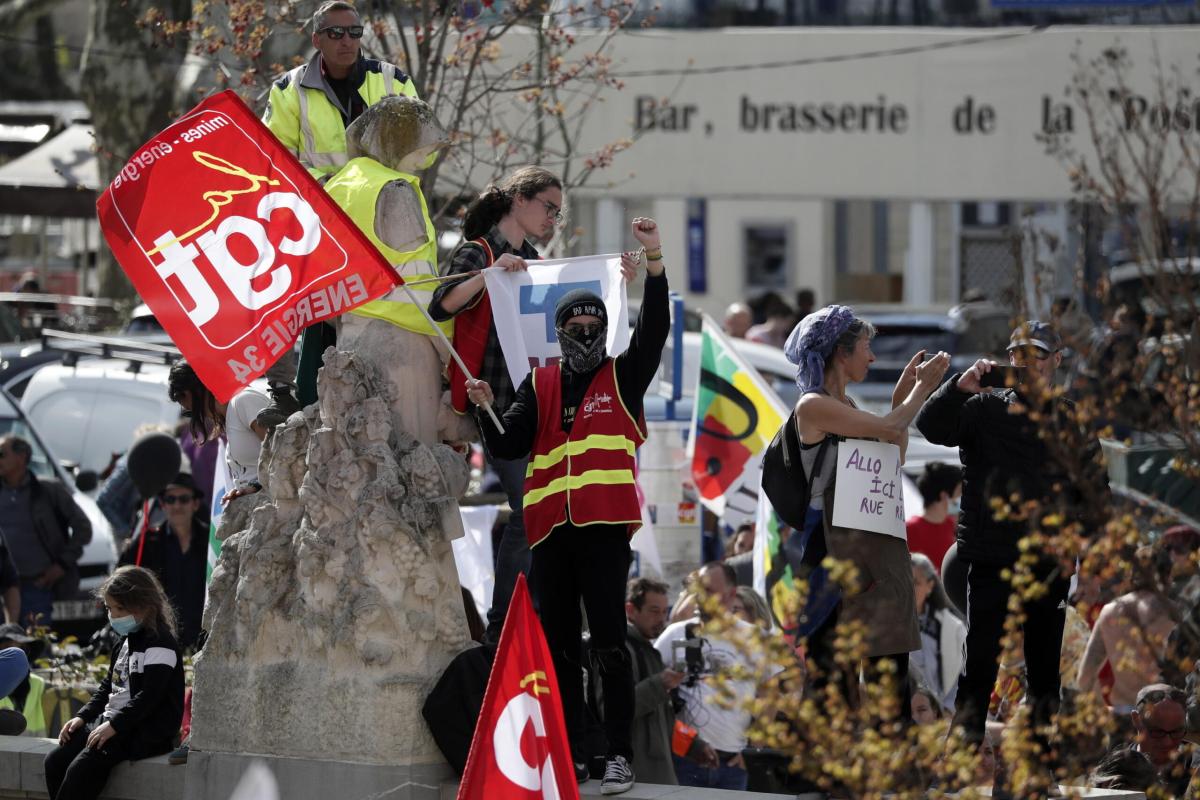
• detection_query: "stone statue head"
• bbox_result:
[345,96,449,173]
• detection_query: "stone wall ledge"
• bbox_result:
[0,738,1148,800]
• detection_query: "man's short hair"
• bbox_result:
[626,577,669,609]
[312,0,359,31]
[916,461,962,507]
[700,561,737,588]
[0,435,32,466]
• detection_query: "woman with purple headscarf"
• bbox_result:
[781,305,950,717]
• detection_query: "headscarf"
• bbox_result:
[784,305,856,392]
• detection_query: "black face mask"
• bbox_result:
[557,325,607,373]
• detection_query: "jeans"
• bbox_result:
[20,583,54,627]
[484,455,530,639]
[673,753,748,790]
[951,561,1070,743]
[531,525,634,760]
[45,719,167,800]
[0,647,29,697]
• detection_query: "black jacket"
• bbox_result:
[915,376,1103,567]
[26,472,92,598]
[77,625,184,758]
[119,519,209,649]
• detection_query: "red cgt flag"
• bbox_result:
[458,574,579,800]
[96,90,400,402]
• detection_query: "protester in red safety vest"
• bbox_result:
[428,166,562,644]
[465,217,669,797]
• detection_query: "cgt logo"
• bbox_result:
[492,672,565,800]
[121,115,352,352]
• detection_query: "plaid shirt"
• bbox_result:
[430,226,540,415]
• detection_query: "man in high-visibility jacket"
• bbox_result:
[466,218,669,797]
[261,0,423,417]
[263,0,420,182]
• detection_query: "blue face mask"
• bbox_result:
[947,497,962,517]
[109,614,141,636]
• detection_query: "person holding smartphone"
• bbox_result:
[915,320,1104,795]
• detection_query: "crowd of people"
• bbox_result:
[0,2,1196,800]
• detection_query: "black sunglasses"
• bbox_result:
[1137,688,1189,708]
[318,25,364,39]
[161,494,195,506]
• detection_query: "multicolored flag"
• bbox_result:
[458,574,578,800]
[688,314,788,525]
[207,440,228,584]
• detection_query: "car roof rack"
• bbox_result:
[40,328,181,373]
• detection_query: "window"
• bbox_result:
[743,224,791,290]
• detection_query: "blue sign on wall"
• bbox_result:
[686,198,707,295]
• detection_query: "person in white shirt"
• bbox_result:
[654,562,779,791]
[167,361,270,499]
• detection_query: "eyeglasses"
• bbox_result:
[318,25,364,39]
[1146,725,1187,740]
[539,199,563,224]
[161,493,195,506]
[562,323,603,339]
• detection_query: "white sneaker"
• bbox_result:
[600,755,634,795]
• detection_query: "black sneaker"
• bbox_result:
[168,741,189,765]
[255,386,302,430]
[574,761,589,784]
[0,709,27,736]
[600,755,634,795]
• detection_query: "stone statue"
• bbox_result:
[326,95,476,447]
[189,95,479,770]
[190,350,471,764]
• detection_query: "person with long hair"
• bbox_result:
[44,566,184,800]
[167,360,269,502]
[784,305,949,715]
[429,167,564,641]
[909,552,967,714]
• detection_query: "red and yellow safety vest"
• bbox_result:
[523,360,647,547]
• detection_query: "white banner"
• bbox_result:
[482,255,631,389]
[831,439,906,540]
[453,505,500,619]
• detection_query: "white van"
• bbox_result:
[20,359,179,475]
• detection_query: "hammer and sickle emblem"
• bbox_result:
[492,673,562,799]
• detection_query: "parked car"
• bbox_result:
[20,358,179,474]
[0,386,117,631]
[848,303,1012,413]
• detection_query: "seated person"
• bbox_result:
[1103,684,1193,797]
[0,624,47,736]
[45,567,184,800]
[0,644,31,735]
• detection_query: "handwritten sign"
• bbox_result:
[831,439,906,540]
[97,91,398,402]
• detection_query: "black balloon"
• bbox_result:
[126,432,182,499]
[941,542,968,616]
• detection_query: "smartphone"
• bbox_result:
[980,366,1026,389]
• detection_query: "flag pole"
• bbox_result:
[398,281,506,434]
